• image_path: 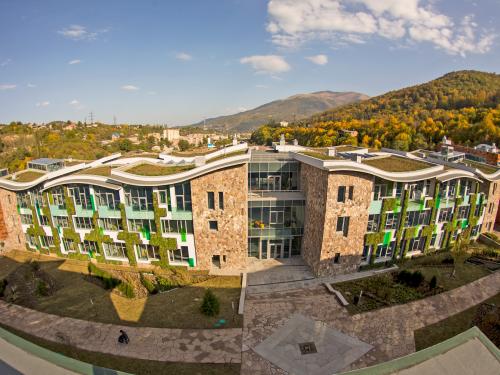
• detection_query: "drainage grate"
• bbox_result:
[298,342,317,355]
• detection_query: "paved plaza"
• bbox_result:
[254,314,372,375]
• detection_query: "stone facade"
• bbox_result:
[480,180,500,233]
[190,164,248,270]
[301,163,373,276]
[0,188,24,254]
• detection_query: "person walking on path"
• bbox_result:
[118,329,129,344]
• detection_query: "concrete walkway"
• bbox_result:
[242,271,500,374]
[0,301,242,364]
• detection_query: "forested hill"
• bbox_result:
[309,70,500,123]
[251,70,500,151]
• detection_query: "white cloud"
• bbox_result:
[0,84,16,90]
[27,83,36,88]
[69,99,79,105]
[68,59,81,65]
[121,85,140,91]
[266,0,495,56]
[58,25,108,41]
[306,54,328,65]
[175,52,192,61]
[36,101,50,107]
[240,55,291,74]
[0,59,11,67]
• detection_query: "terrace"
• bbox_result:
[362,155,434,172]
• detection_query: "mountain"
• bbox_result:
[192,91,369,132]
[306,70,500,124]
[251,70,500,150]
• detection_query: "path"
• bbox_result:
[242,271,500,374]
[0,301,242,364]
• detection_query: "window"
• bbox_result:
[408,182,424,200]
[270,210,284,224]
[493,183,497,195]
[52,188,65,207]
[25,234,37,247]
[366,214,380,232]
[337,186,346,202]
[161,219,193,234]
[362,245,371,262]
[74,216,94,230]
[62,238,78,253]
[158,188,169,205]
[373,184,387,200]
[39,214,50,226]
[30,188,44,206]
[40,235,54,248]
[124,186,153,211]
[219,192,224,210]
[438,208,453,223]
[248,161,300,192]
[457,206,470,220]
[424,180,431,195]
[17,192,31,208]
[408,237,426,252]
[474,200,481,217]
[99,218,123,231]
[209,220,218,231]
[336,216,349,237]
[68,185,92,209]
[376,241,395,258]
[168,246,189,264]
[81,240,99,254]
[385,213,399,230]
[94,187,119,210]
[103,242,127,259]
[395,182,403,198]
[430,234,437,247]
[128,219,156,233]
[53,216,70,228]
[174,182,192,211]
[348,186,354,200]
[207,192,215,209]
[471,225,480,237]
[488,203,494,214]
[20,214,33,225]
[405,210,430,227]
[334,253,340,264]
[136,244,160,261]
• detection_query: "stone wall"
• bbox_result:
[301,163,373,276]
[480,181,500,233]
[0,188,24,254]
[190,164,248,270]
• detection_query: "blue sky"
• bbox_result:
[0,0,499,125]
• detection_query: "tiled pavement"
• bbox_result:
[241,271,500,374]
[0,301,242,364]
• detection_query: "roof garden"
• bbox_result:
[462,160,499,174]
[206,150,248,163]
[362,156,434,172]
[333,145,360,152]
[299,151,343,160]
[170,148,217,157]
[77,166,114,177]
[124,163,195,176]
[11,170,46,182]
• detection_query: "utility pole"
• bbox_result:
[89,112,94,125]
[113,115,117,126]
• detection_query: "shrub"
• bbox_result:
[397,270,424,288]
[484,232,499,241]
[117,282,135,299]
[200,289,220,317]
[30,260,40,272]
[0,279,8,297]
[429,276,437,289]
[140,273,158,294]
[353,294,360,305]
[441,256,454,265]
[36,280,49,296]
[156,276,179,292]
[87,262,120,290]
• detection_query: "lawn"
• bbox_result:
[299,151,342,160]
[362,155,433,172]
[12,170,46,182]
[334,251,492,314]
[0,323,240,375]
[125,163,195,176]
[77,166,113,176]
[414,292,500,351]
[0,251,242,329]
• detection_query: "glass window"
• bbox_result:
[53,216,69,228]
[63,238,78,253]
[103,242,127,259]
[40,235,54,248]
[99,218,123,231]
[362,245,371,262]
[336,216,349,237]
[16,192,31,208]
[338,186,346,202]
[373,184,387,200]
[39,214,50,226]
[94,187,120,210]
[81,240,99,254]
[385,213,399,230]
[68,185,92,209]
[161,219,193,234]
[20,214,33,225]
[52,187,65,207]
[207,192,215,209]
[25,233,37,247]
[128,219,156,233]
[348,186,354,200]
[168,246,189,264]
[74,216,94,229]
[367,214,380,232]
[158,188,169,205]
[136,244,160,260]
[174,182,192,211]
[124,186,153,211]
[438,208,453,222]
[209,220,218,231]
[219,192,224,210]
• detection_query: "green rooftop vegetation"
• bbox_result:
[119,152,160,159]
[363,155,433,172]
[206,150,248,163]
[125,163,195,176]
[11,170,45,182]
[299,151,343,160]
[333,145,359,152]
[77,166,113,177]
[171,148,217,157]
[463,160,499,174]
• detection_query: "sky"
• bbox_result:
[0,0,499,126]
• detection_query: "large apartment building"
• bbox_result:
[1,140,499,276]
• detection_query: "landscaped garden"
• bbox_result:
[0,250,242,329]
[334,246,498,314]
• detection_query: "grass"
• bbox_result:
[11,170,45,182]
[299,151,342,160]
[77,166,113,176]
[333,145,360,152]
[414,292,500,351]
[362,156,433,172]
[0,323,240,375]
[335,251,491,314]
[206,150,248,163]
[0,251,242,329]
[171,149,217,157]
[463,160,499,174]
[125,163,195,176]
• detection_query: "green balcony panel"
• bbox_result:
[170,207,193,220]
[125,206,155,220]
[49,204,68,217]
[19,207,32,215]
[181,230,187,242]
[97,206,121,219]
[368,200,382,215]
[383,231,392,245]
[75,205,94,218]
[188,258,195,267]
